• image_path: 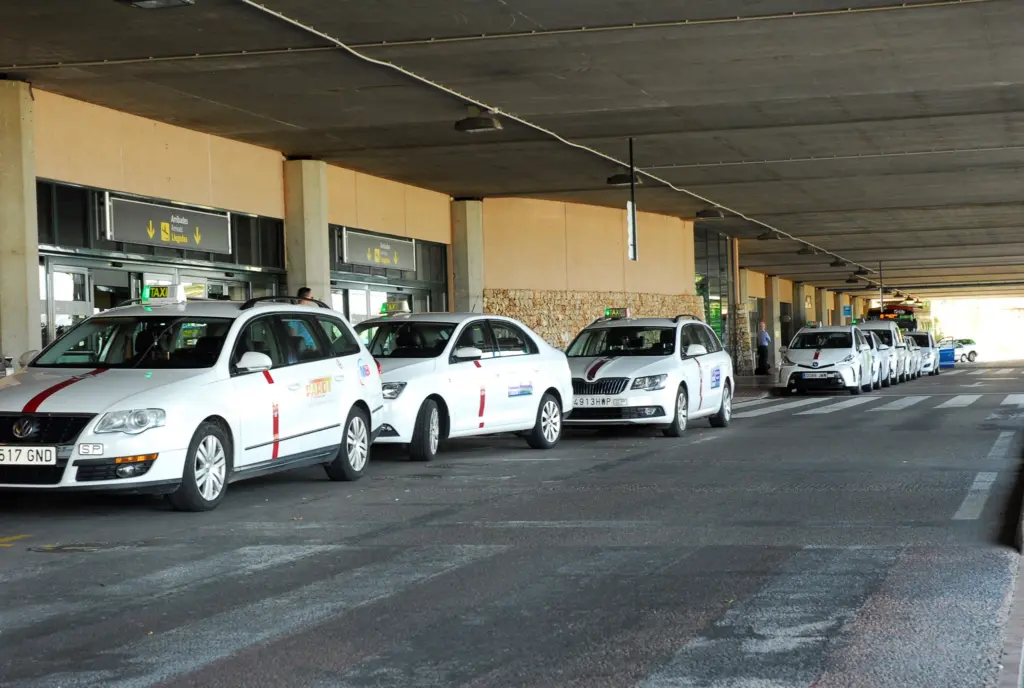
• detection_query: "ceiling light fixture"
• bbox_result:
[829,257,848,268]
[756,231,780,240]
[797,246,817,256]
[607,171,641,187]
[116,0,194,7]
[855,268,870,276]
[695,208,727,220]
[845,275,860,284]
[454,105,503,134]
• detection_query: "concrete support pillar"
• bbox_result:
[451,199,484,313]
[765,275,782,370]
[734,266,754,375]
[834,293,849,326]
[0,80,41,358]
[792,282,806,329]
[815,288,829,326]
[284,159,331,301]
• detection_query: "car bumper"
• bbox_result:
[565,390,673,425]
[0,446,188,492]
[774,364,857,391]
[373,396,421,444]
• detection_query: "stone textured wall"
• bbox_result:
[733,304,755,375]
[484,288,706,348]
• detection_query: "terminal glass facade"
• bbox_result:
[693,226,733,342]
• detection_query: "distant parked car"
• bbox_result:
[940,338,979,363]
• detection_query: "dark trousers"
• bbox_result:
[756,344,769,375]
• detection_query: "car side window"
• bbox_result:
[702,325,723,353]
[490,321,535,357]
[452,320,496,360]
[678,326,692,359]
[231,317,284,373]
[683,324,712,356]
[277,316,330,365]
[316,316,361,357]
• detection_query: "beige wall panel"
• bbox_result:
[208,136,283,219]
[34,91,123,193]
[779,278,793,302]
[747,270,767,299]
[565,203,625,292]
[482,198,567,291]
[404,184,451,244]
[679,220,696,292]
[625,213,689,295]
[354,172,406,236]
[325,165,358,227]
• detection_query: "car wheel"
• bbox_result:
[881,372,891,388]
[849,369,862,395]
[663,386,688,437]
[710,384,732,428]
[325,406,370,481]
[526,393,562,449]
[409,399,442,462]
[168,421,231,512]
[968,351,978,363]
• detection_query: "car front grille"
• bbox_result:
[571,406,666,420]
[572,377,629,395]
[0,414,96,445]
[0,462,68,486]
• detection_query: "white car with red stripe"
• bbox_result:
[0,288,383,511]
[563,311,734,435]
[354,307,573,461]
[775,325,875,395]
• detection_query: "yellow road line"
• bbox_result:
[0,535,31,547]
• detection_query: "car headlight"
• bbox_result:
[782,355,795,366]
[95,409,166,435]
[382,382,407,400]
[631,374,667,391]
[840,354,855,364]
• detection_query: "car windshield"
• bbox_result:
[869,330,894,346]
[31,316,234,369]
[355,321,455,358]
[789,332,852,349]
[567,326,675,357]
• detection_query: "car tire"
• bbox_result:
[325,406,371,481]
[710,384,732,428]
[409,399,442,462]
[968,351,978,363]
[526,393,562,450]
[881,372,891,388]
[663,386,688,437]
[168,421,231,512]
[849,370,862,395]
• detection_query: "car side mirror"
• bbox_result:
[453,346,484,362]
[18,350,39,369]
[686,344,708,357]
[236,351,273,373]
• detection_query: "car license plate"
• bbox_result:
[0,446,56,466]
[574,396,624,408]
[802,372,830,379]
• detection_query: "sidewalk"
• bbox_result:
[734,374,773,400]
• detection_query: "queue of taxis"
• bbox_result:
[0,295,734,511]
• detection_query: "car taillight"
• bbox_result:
[375,358,382,375]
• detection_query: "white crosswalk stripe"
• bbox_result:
[868,396,931,412]
[968,370,987,376]
[941,370,964,376]
[993,368,1016,375]
[935,395,983,409]
[795,397,878,415]
[732,397,826,418]
[1001,395,1024,407]
[731,397,777,410]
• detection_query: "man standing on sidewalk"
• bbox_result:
[756,321,771,375]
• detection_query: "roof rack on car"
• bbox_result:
[240,296,331,310]
[672,314,702,322]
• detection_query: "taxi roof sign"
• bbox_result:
[380,301,411,315]
[604,307,630,319]
[141,284,187,305]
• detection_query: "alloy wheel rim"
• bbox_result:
[723,388,732,421]
[678,391,688,430]
[541,400,561,443]
[428,407,440,454]
[346,416,368,471]
[195,435,226,501]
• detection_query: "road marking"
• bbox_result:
[795,397,877,415]
[935,395,982,409]
[969,370,987,376]
[953,471,998,520]
[868,395,930,412]
[987,431,1016,461]
[0,534,30,547]
[994,368,1016,375]
[732,397,825,418]
[1002,395,1024,408]
[942,369,964,376]
[731,397,777,409]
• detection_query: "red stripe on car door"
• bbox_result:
[478,387,486,428]
[271,403,280,459]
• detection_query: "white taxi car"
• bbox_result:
[860,320,909,384]
[0,286,383,511]
[776,325,874,395]
[906,331,940,376]
[904,335,922,380]
[353,303,573,461]
[563,309,734,435]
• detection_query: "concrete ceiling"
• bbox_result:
[2,0,1022,299]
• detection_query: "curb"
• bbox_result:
[997,552,1024,688]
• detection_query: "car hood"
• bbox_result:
[785,348,855,366]
[0,368,210,414]
[569,355,671,380]
[377,358,438,380]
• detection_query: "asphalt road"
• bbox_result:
[1,362,1023,687]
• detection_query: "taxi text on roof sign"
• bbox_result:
[380,301,411,315]
[605,307,630,319]
[141,284,187,304]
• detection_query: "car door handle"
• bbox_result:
[288,383,301,391]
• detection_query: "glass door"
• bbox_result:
[207,281,249,301]
[51,266,93,342]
